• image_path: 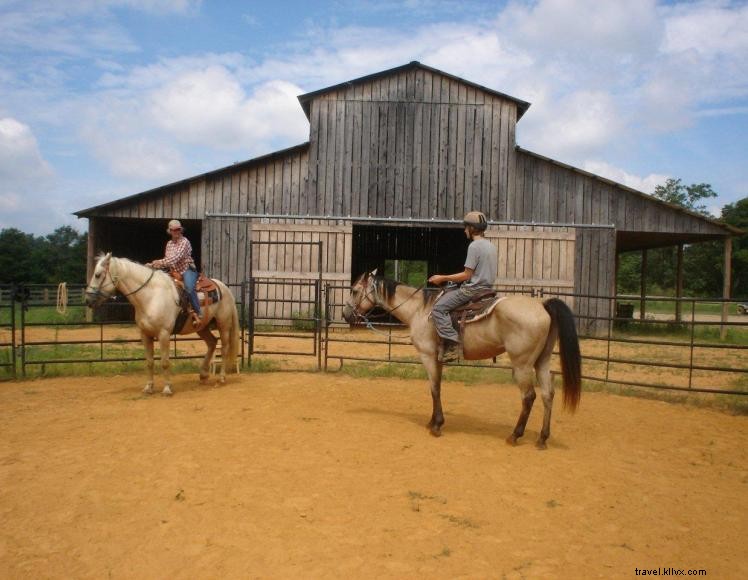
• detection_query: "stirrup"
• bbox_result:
[438,340,461,364]
[191,311,201,327]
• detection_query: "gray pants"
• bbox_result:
[431,286,485,342]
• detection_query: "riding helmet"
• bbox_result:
[463,211,488,231]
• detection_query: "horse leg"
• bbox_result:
[197,327,218,382]
[419,352,444,436]
[216,323,231,385]
[534,352,555,450]
[158,330,173,396]
[142,333,155,395]
[506,365,536,446]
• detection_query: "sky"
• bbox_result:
[1,0,747,235]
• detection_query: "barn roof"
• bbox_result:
[75,142,310,218]
[297,61,532,120]
[517,147,742,237]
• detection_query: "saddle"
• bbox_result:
[446,289,502,338]
[169,271,222,332]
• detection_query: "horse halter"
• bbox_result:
[346,275,423,323]
[345,274,379,323]
[85,258,155,304]
[85,258,118,303]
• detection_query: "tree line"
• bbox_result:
[0,226,87,285]
[616,180,748,298]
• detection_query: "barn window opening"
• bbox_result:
[384,259,428,286]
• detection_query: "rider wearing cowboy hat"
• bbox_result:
[147,219,201,324]
[428,211,498,363]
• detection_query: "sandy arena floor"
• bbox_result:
[0,370,746,579]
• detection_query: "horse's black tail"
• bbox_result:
[543,298,582,412]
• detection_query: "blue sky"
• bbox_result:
[1,0,747,234]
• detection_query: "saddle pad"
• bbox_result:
[450,296,507,326]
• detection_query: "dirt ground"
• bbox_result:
[1,370,746,579]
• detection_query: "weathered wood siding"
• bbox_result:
[306,68,517,220]
[248,222,352,322]
[485,226,575,308]
[512,150,727,235]
[96,146,310,220]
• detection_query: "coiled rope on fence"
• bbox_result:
[56,282,68,315]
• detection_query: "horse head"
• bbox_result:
[342,269,379,324]
[85,252,116,307]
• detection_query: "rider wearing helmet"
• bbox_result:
[147,219,202,325]
[428,211,498,363]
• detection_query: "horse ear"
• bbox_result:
[370,268,378,277]
[104,252,112,261]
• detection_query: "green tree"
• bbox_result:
[44,226,87,284]
[652,178,717,216]
[0,228,45,283]
[0,226,87,285]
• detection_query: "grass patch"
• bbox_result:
[582,379,748,415]
[613,320,748,345]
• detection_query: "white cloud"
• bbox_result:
[0,117,52,184]
[582,160,669,194]
[519,90,624,159]
[147,67,308,147]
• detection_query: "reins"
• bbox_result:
[87,259,156,302]
[352,280,425,339]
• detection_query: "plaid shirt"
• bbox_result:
[161,236,195,274]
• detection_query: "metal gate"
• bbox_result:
[246,240,324,369]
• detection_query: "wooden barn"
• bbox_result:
[76,61,737,331]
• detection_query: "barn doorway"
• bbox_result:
[93,217,204,268]
[350,224,468,284]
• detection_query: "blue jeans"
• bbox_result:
[431,286,484,342]
[182,268,201,315]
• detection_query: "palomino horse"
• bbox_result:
[85,253,240,395]
[342,272,582,448]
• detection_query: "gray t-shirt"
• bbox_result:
[463,238,498,289]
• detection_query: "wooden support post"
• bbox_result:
[85,219,96,323]
[639,249,647,320]
[721,237,732,340]
[675,244,684,323]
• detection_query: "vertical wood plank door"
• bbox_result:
[201,216,252,286]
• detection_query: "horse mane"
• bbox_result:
[375,276,401,303]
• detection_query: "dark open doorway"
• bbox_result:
[351,224,468,283]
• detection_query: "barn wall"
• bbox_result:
[485,226,575,307]
[96,146,310,220]
[306,67,517,220]
[513,150,726,235]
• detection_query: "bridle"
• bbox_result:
[346,275,424,324]
[85,258,156,303]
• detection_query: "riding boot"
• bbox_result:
[438,339,461,364]
[190,308,202,327]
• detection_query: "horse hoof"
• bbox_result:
[143,384,154,395]
[536,440,547,450]
[162,385,173,397]
[505,435,518,446]
[218,376,226,385]
[429,427,442,437]
[199,375,210,383]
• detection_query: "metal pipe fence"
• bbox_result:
[3,282,246,378]
[323,283,748,397]
[2,280,746,398]
[0,284,16,379]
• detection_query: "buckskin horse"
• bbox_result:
[85,253,240,395]
[343,271,581,448]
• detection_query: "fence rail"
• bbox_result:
[1,281,746,397]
